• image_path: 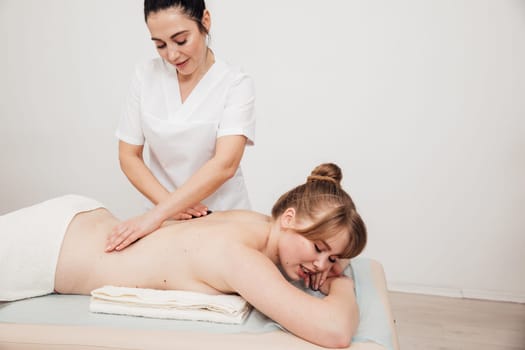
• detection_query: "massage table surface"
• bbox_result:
[0,259,399,350]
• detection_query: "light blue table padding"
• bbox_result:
[286,258,394,350]
[351,258,394,350]
[0,257,393,349]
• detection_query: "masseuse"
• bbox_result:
[108,0,256,252]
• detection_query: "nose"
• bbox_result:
[313,255,331,272]
[167,45,179,62]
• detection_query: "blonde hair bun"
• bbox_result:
[307,163,342,186]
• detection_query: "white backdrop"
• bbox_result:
[1,0,524,302]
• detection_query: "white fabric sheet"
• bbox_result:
[90,286,252,325]
[0,195,104,301]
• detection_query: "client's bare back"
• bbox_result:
[55,209,271,296]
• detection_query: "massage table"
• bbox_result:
[0,258,399,350]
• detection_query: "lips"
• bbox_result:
[298,265,314,281]
[175,59,189,69]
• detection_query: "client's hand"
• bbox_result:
[310,259,349,294]
[308,269,331,291]
[319,274,354,296]
[106,210,163,252]
[171,202,210,220]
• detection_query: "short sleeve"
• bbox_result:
[217,74,256,145]
[115,66,145,145]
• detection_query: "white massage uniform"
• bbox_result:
[116,57,255,211]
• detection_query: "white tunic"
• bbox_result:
[116,57,255,211]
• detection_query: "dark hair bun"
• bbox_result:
[307,163,343,186]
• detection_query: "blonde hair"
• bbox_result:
[271,163,367,259]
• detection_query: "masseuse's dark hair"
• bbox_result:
[144,0,208,34]
[272,163,367,260]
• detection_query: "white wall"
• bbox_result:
[1,0,524,302]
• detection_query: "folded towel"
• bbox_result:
[89,286,252,325]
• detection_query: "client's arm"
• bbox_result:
[224,246,358,349]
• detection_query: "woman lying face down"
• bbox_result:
[1,163,366,349]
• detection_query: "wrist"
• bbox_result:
[150,205,168,224]
[330,276,354,290]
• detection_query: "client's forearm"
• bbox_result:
[318,277,358,348]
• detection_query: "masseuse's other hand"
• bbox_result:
[171,202,209,220]
[106,211,162,252]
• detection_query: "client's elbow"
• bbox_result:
[317,314,356,348]
[321,329,352,349]
[333,335,352,349]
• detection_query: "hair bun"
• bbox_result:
[308,163,343,186]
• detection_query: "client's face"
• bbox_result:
[278,230,349,285]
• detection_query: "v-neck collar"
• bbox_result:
[162,58,228,121]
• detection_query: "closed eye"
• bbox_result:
[314,244,321,253]
[153,39,166,49]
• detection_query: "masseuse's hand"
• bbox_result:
[171,202,209,220]
[106,211,163,252]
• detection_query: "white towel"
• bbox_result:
[89,286,252,325]
[0,195,104,301]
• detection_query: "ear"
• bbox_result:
[202,9,211,33]
[280,208,296,229]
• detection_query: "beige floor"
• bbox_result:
[389,292,525,350]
